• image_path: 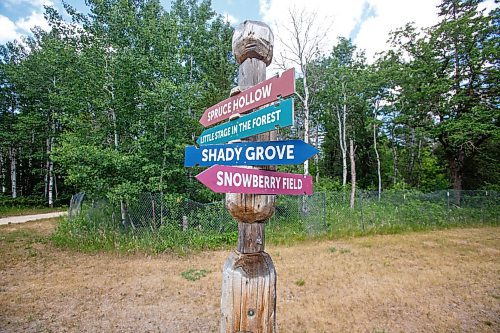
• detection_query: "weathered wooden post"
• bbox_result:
[221,20,277,333]
[185,18,315,333]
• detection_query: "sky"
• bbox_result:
[0,0,497,69]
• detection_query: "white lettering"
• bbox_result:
[217,149,225,161]
[242,173,252,187]
[233,173,242,187]
[224,172,233,186]
[255,88,262,101]
[256,146,264,160]
[234,147,242,161]
[208,149,216,161]
[286,145,294,160]
[253,174,258,187]
[264,146,275,160]
[246,147,255,160]
[216,171,223,185]
[262,83,272,98]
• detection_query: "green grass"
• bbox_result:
[295,278,305,287]
[181,268,209,281]
[51,215,238,254]
[0,227,50,261]
[50,195,499,254]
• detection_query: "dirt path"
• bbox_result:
[0,220,498,332]
[0,211,67,225]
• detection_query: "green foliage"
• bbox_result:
[0,0,237,204]
[294,278,305,287]
[1,0,498,210]
[385,1,498,190]
[52,213,238,254]
[325,190,499,238]
[181,268,209,281]
[0,194,69,217]
[51,190,498,254]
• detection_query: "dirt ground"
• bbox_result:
[0,220,498,333]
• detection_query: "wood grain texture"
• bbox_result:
[221,21,277,333]
[220,252,276,333]
[225,58,277,224]
[237,222,265,254]
[232,21,274,66]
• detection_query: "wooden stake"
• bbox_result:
[220,20,277,333]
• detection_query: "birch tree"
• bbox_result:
[275,7,331,176]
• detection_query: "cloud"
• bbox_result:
[259,0,496,73]
[0,15,20,44]
[2,0,53,8]
[0,9,50,44]
[16,11,50,33]
[354,0,439,60]
[259,0,365,74]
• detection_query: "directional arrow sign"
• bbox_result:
[196,98,293,145]
[196,165,313,195]
[185,140,318,167]
[199,68,295,128]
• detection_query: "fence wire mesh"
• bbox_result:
[69,190,499,245]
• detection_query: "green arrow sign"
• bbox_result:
[196,98,293,146]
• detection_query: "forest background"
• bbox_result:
[0,0,498,208]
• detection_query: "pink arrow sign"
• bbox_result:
[199,68,295,128]
[196,165,312,195]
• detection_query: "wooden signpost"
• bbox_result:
[196,165,313,195]
[185,140,318,167]
[196,98,294,145]
[199,68,295,128]
[184,20,317,333]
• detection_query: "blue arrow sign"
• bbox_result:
[185,140,319,167]
[196,98,293,145]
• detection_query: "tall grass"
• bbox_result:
[52,191,499,253]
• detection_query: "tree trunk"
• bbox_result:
[0,151,5,193]
[17,146,23,196]
[349,139,356,209]
[106,73,127,226]
[373,123,381,201]
[408,127,416,185]
[48,160,54,207]
[416,139,422,189]
[315,122,320,183]
[336,107,347,187]
[303,65,310,176]
[45,137,50,198]
[48,131,55,207]
[448,150,464,205]
[111,109,119,150]
[9,147,17,198]
[339,84,348,187]
[391,125,399,186]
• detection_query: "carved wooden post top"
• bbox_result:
[232,20,274,66]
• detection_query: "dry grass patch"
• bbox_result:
[0,220,498,332]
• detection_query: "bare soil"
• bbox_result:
[0,219,498,333]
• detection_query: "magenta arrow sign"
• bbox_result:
[195,165,312,195]
[199,68,295,128]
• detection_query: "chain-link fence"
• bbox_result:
[68,190,498,247]
[325,190,499,235]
